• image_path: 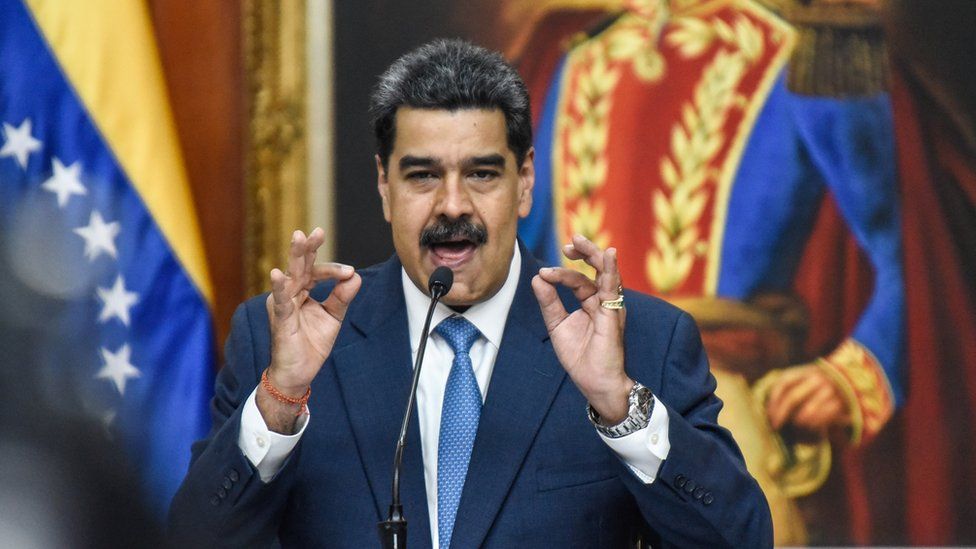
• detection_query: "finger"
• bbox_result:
[304,228,326,276]
[598,247,623,301]
[767,374,826,429]
[532,274,570,332]
[321,271,362,322]
[790,384,843,430]
[561,245,587,261]
[310,262,356,285]
[769,374,827,429]
[766,368,809,412]
[287,230,308,285]
[768,372,821,423]
[537,266,598,303]
[269,268,294,307]
[561,234,605,273]
[268,269,299,335]
[592,248,626,334]
[305,227,326,250]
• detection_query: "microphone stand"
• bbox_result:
[378,268,452,549]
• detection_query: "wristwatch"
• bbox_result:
[587,382,654,438]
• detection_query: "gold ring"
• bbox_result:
[601,296,625,310]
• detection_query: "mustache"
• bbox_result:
[419,217,488,247]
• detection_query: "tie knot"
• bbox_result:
[435,316,481,355]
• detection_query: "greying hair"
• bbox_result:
[369,39,532,170]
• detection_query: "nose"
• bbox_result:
[435,174,474,219]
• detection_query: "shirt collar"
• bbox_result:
[402,243,522,353]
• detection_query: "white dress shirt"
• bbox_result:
[237,245,671,548]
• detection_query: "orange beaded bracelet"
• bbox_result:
[261,368,311,416]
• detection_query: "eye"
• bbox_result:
[468,169,499,182]
[405,170,438,181]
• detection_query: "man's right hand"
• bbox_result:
[258,227,361,433]
[765,363,851,443]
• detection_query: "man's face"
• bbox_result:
[376,107,534,306]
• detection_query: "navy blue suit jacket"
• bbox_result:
[169,247,772,547]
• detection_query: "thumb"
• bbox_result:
[322,271,362,322]
[532,273,568,332]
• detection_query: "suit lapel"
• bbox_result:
[449,248,567,548]
[331,257,432,549]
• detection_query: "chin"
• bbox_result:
[441,285,480,307]
[445,276,510,307]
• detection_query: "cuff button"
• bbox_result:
[222,477,233,490]
[675,474,687,488]
[684,480,697,493]
[210,495,221,507]
[693,487,705,499]
[702,492,714,506]
[228,469,240,482]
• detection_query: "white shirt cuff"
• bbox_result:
[238,387,310,483]
[598,395,671,483]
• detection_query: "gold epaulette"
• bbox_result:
[758,0,888,97]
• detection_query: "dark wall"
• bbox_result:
[333,0,458,268]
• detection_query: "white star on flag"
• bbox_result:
[97,275,139,326]
[42,157,87,208]
[0,119,42,169]
[73,210,121,261]
[96,343,141,396]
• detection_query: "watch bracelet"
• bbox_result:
[587,382,654,439]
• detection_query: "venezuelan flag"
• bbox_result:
[0,0,214,514]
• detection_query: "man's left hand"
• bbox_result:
[532,234,634,424]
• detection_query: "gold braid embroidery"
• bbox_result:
[645,14,764,293]
[561,10,667,276]
[817,339,896,445]
[564,41,617,277]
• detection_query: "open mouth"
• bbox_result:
[429,238,478,268]
[419,217,487,270]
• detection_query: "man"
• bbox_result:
[169,39,771,547]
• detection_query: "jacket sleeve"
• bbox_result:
[168,298,300,547]
[622,311,773,548]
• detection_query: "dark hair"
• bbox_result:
[369,38,532,170]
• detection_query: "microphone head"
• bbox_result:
[428,266,453,298]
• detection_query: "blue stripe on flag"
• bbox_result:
[518,56,567,266]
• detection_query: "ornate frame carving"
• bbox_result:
[243,0,311,296]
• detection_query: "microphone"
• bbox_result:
[378,266,453,549]
[428,266,453,300]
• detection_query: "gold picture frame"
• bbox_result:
[242,0,334,296]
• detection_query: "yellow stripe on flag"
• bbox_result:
[24,0,213,304]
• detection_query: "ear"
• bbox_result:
[516,147,535,218]
[376,154,391,222]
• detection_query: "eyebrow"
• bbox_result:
[398,153,507,171]
[464,154,506,169]
[398,155,439,170]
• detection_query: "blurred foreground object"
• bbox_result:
[0,382,168,548]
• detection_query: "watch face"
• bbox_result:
[633,385,652,412]
[589,384,653,438]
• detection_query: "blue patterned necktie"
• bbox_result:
[434,316,482,549]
